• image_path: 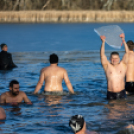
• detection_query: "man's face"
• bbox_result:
[11,84,19,96]
[2,45,8,51]
[110,54,120,65]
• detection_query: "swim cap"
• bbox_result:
[69,115,84,133]
[0,43,7,50]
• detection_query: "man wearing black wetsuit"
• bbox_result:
[0,43,17,70]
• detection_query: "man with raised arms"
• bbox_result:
[34,53,74,94]
[123,40,134,94]
[0,80,32,104]
[100,34,128,100]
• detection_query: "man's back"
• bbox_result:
[125,52,134,82]
[34,53,74,94]
[43,65,65,92]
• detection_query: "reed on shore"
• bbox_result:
[0,11,134,23]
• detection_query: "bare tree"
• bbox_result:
[13,0,20,10]
[4,0,7,10]
[42,0,51,10]
[103,0,114,10]
[61,0,70,9]
[130,0,134,10]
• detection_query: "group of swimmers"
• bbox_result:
[0,33,134,133]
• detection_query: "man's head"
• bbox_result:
[127,40,134,51]
[9,80,19,96]
[110,51,120,65]
[49,53,58,64]
[0,43,7,51]
[69,115,85,133]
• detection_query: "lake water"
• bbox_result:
[0,23,134,134]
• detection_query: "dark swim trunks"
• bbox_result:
[42,91,64,96]
[107,89,126,100]
[125,82,134,92]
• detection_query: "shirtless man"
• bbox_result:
[100,34,128,100]
[34,53,74,94]
[123,40,134,93]
[0,80,32,104]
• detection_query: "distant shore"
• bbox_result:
[0,11,134,23]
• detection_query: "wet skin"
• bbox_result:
[0,84,32,104]
[34,63,74,94]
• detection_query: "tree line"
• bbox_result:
[0,0,134,11]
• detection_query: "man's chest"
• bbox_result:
[106,64,126,77]
[6,96,23,103]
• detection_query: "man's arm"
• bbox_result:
[23,92,32,104]
[63,70,74,94]
[120,33,129,65]
[120,33,129,53]
[0,107,6,120]
[0,94,6,103]
[9,53,17,67]
[100,36,109,71]
[34,69,45,94]
[121,53,128,65]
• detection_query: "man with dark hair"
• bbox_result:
[100,34,128,100]
[34,53,74,94]
[0,43,17,70]
[124,40,134,94]
[0,80,32,104]
[69,115,97,134]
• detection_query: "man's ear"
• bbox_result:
[9,87,12,91]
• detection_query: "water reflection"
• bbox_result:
[44,95,62,106]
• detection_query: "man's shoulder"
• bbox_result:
[57,66,66,71]
[19,91,26,95]
[7,52,11,56]
[41,67,48,72]
[1,92,8,97]
[19,91,27,97]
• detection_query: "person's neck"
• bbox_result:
[129,50,134,53]
[112,63,119,67]
[76,130,86,134]
[76,123,86,134]
[2,50,7,52]
[9,91,17,97]
[50,63,58,66]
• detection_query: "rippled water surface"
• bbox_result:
[0,23,134,134]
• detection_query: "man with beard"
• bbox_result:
[0,80,32,104]
[0,43,17,70]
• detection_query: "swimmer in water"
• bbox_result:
[34,53,74,94]
[69,115,97,134]
[122,40,134,94]
[100,34,129,100]
[0,80,32,104]
[0,43,17,70]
